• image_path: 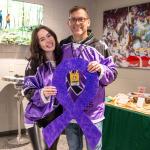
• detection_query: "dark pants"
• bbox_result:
[27,105,63,150]
[27,124,59,150]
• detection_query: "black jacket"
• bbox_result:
[60,30,111,58]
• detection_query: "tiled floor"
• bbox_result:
[0,134,86,150]
[0,134,68,150]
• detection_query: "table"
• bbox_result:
[102,103,150,150]
[1,76,29,145]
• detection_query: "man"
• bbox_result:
[5,14,10,29]
[60,6,117,150]
[0,10,2,29]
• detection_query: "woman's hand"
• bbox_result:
[88,61,101,73]
[42,86,57,98]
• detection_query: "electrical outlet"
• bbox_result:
[9,64,15,76]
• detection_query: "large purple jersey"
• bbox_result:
[23,61,56,124]
[62,43,117,123]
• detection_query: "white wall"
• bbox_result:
[94,0,150,96]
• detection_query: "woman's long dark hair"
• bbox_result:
[29,25,62,66]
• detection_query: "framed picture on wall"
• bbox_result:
[103,2,150,69]
[0,0,43,45]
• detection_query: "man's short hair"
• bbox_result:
[69,6,89,17]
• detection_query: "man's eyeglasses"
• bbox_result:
[69,17,88,23]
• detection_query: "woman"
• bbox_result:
[23,25,62,150]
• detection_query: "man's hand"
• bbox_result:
[88,61,101,73]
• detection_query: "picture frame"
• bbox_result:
[0,0,43,45]
[103,2,150,69]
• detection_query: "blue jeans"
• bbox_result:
[86,121,103,150]
[65,121,103,150]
